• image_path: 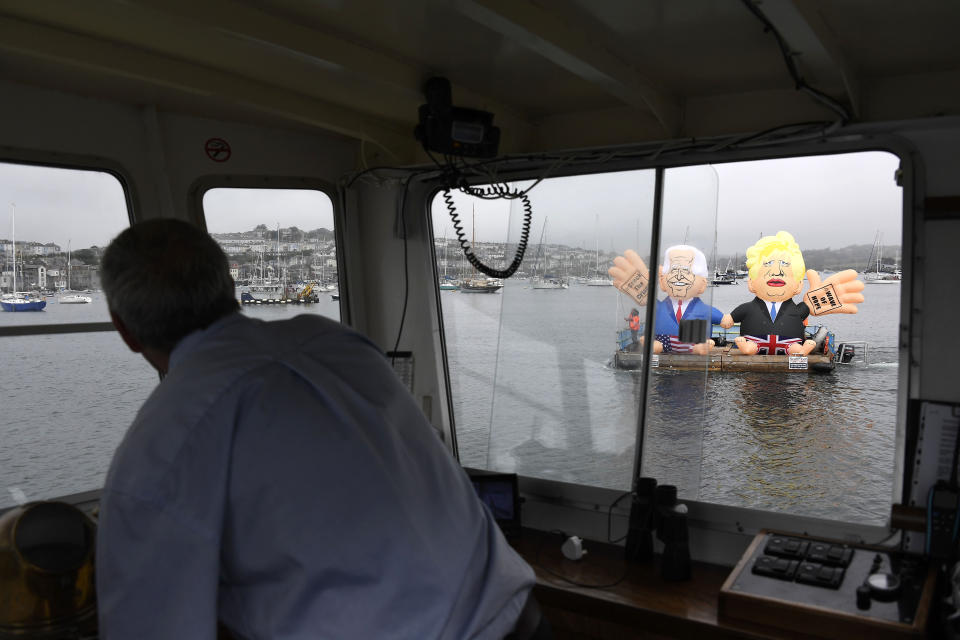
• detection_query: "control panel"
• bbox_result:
[720,530,935,639]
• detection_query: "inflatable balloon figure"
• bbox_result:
[718,231,865,355]
[609,244,724,355]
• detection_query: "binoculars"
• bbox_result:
[624,478,692,581]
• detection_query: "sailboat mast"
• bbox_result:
[594,214,599,275]
[10,203,15,294]
[472,207,477,278]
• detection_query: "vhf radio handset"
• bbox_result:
[927,481,960,559]
[926,422,960,560]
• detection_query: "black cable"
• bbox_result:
[740,0,851,123]
[390,175,413,365]
[443,188,532,279]
[607,490,634,544]
[861,528,902,549]
[532,530,630,589]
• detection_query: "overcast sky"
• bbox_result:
[431,151,903,258]
[3,151,900,259]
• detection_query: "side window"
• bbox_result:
[201,188,339,322]
[0,161,155,509]
[436,151,903,527]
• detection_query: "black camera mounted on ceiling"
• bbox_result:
[414,76,531,280]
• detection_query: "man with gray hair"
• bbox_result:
[96,219,541,639]
[609,244,725,354]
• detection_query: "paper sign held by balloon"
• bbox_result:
[806,283,842,315]
[621,271,649,306]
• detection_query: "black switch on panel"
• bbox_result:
[752,555,799,581]
[765,536,809,560]
[807,542,854,567]
[795,562,845,589]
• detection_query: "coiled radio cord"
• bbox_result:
[443,187,532,279]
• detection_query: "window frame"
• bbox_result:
[427,133,916,556]
[0,153,140,512]
[189,175,345,323]
[0,153,135,341]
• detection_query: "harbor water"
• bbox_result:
[443,278,900,526]
[2,281,900,526]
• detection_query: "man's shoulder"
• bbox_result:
[783,299,808,315]
[732,298,760,313]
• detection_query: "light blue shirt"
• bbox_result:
[97,312,534,639]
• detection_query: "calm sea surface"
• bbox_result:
[2,281,900,525]
[443,278,901,526]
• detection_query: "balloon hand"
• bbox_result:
[804,269,865,316]
[609,250,650,307]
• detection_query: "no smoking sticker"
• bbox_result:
[205,138,231,163]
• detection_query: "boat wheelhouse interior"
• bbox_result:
[1,1,959,637]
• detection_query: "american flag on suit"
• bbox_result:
[656,334,696,354]
[742,334,802,355]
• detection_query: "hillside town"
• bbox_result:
[1,224,900,295]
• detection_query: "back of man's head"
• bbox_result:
[101,219,239,352]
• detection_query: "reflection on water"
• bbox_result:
[445,279,900,525]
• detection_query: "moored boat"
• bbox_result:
[1,292,46,312]
[531,277,568,289]
[2,205,45,312]
[460,277,502,293]
[240,291,317,305]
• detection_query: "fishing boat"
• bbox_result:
[460,277,503,293]
[458,212,503,293]
[2,204,46,312]
[239,290,317,305]
[438,278,460,291]
[612,324,857,373]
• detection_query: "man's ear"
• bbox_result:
[110,310,142,354]
[692,276,707,297]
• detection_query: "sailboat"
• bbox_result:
[711,255,737,285]
[586,215,612,286]
[459,209,502,293]
[438,229,459,290]
[59,241,92,303]
[531,217,568,289]
[1,203,47,312]
[864,231,901,284]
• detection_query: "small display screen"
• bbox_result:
[472,478,515,520]
[466,470,520,535]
